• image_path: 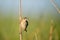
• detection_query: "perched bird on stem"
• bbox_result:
[20,17,28,32]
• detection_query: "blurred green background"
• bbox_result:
[0,0,60,40]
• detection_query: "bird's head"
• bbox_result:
[24,17,29,20]
[24,17,27,19]
[24,17,29,21]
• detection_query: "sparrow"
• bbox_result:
[20,17,28,32]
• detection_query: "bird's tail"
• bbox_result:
[24,29,27,32]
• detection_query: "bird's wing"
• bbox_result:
[26,20,28,28]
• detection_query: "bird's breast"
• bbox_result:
[21,21,26,30]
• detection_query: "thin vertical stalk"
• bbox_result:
[19,0,22,40]
[35,33,38,40]
[49,20,54,40]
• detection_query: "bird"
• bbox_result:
[20,17,28,32]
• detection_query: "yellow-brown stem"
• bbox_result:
[49,20,54,40]
[50,0,60,13]
[19,0,22,40]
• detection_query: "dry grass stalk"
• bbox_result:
[19,0,22,40]
[50,0,60,13]
[35,32,38,40]
[49,20,54,40]
[20,23,22,40]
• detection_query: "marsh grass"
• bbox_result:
[0,13,60,40]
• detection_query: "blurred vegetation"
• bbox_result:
[0,11,60,40]
[0,0,60,40]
